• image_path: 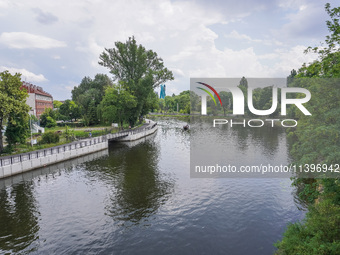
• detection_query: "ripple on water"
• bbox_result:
[0,118,305,255]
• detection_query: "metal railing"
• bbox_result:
[0,122,157,167]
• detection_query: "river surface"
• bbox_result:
[0,118,305,255]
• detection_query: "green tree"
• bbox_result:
[53,100,63,109]
[59,100,81,121]
[238,77,250,115]
[72,74,113,125]
[143,91,159,113]
[219,91,232,116]
[158,98,165,113]
[5,112,29,151]
[177,91,190,114]
[40,108,57,127]
[164,96,175,113]
[287,69,297,86]
[99,36,174,125]
[99,83,137,128]
[299,3,340,78]
[52,100,63,120]
[190,91,200,113]
[0,71,29,153]
[86,101,97,126]
[276,4,340,254]
[239,76,248,88]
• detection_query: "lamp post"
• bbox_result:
[30,115,33,147]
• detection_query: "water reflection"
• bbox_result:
[0,118,304,254]
[191,118,292,177]
[231,125,284,157]
[0,181,39,254]
[84,134,174,225]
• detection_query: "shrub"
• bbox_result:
[45,116,57,128]
[40,132,60,144]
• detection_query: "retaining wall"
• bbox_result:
[0,149,109,190]
[0,119,158,179]
[0,140,107,179]
[117,122,158,141]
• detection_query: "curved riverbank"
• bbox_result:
[0,119,157,179]
[0,118,304,255]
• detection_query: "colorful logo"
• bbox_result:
[196,82,223,106]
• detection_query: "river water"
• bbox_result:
[0,118,304,255]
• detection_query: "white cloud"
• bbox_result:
[33,8,58,25]
[0,32,67,49]
[172,68,185,78]
[0,66,47,82]
[65,86,73,92]
[0,0,333,99]
[278,0,308,9]
[225,30,262,43]
[272,45,318,75]
[276,2,329,41]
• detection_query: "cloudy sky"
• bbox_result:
[0,0,337,100]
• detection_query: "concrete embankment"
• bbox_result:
[0,119,158,179]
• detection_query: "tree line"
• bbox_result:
[0,36,174,153]
[189,76,283,117]
[275,3,340,254]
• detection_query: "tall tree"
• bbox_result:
[190,91,200,113]
[0,71,29,153]
[53,100,63,109]
[59,100,81,122]
[164,96,175,113]
[99,36,174,125]
[99,83,137,128]
[299,3,340,77]
[5,112,29,150]
[218,91,232,116]
[239,76,248,88]
[276,4,340,254]
[287,69,297,86]
[40,108,57,128]
[52,100,63,121]
[177,90,190,114]
[72,74,113,125]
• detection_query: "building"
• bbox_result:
[22,82,53,118]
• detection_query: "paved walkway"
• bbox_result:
[115,119,153,133]
[73,119,153,132]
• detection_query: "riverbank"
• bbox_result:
[0,122,147,157]
[0,117,303,255]
[0,119,158,179]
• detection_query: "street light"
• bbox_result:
[30,115,33,147]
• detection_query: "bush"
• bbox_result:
[65,126,76,142]
[40,108,57,127]
[275,179,340,255]
[45,116,57,128]
[40,132,60,144]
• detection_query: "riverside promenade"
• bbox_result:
[0,119,158,179]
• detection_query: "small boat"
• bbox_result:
[183,124,189,130]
